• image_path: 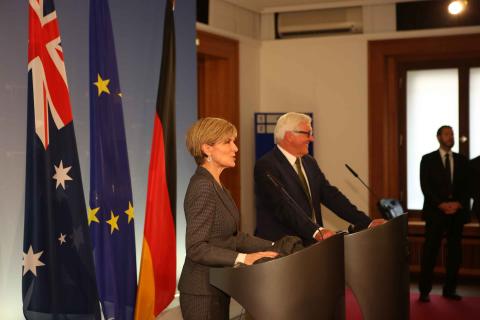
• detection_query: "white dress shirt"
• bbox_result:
[277,145,321,239]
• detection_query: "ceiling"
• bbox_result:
[223,0,426,13]
[224,0,346,12]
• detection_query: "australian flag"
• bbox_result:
[23,0,101,319]
[88,0,137,319]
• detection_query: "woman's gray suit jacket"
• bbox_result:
[178,166,273,296]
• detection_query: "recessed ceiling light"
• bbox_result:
[448,0,467,15]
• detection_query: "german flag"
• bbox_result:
[134,0,176,318]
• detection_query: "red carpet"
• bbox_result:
[346,290,480,320]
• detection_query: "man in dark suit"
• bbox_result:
[254,112,383,246]
[471,155,480,222]
[418,125,470,302]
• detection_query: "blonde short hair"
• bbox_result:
[274,112,312,143]
[186,117,237,165]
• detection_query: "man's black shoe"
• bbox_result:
[419,294,430,302]
[442,292,462,300]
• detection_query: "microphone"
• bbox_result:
[344,163,382,231]
[264,172,319,228]
[347,224,365,234]
[265,172,282,189]
[344,164,381,201]
[344,163,404,220]
[345,163,359,178]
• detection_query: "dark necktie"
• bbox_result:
[295,158,316,223]
[445,153,452,197]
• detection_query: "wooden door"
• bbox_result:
[197,30,240,207]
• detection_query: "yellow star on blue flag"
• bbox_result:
[93,74,110,96]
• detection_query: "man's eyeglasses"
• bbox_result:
[293,130,313,137]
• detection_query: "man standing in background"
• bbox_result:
[418,125,470,302]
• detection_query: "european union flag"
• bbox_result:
[89,0,137,319]
[23,0,100,318]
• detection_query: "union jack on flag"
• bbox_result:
[23,0,100,319]
[28,0,72,149]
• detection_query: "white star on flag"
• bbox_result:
[22,245,45,276]
[53,160,73,189]
[58,233,67,245]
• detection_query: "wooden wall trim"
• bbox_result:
[197,30,238,59]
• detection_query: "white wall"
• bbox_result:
[238,40,262,233]
[210,0,260,39]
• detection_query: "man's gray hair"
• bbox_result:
[274,112,312,143]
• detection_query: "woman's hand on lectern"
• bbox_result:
[368,218,386,228]
[244,251,279,265]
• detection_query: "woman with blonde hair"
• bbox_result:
[178,117,278,319]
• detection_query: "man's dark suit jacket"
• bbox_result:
[254,146,371,245]
[470,156,480,219]
[420,150,470,222]
[178,167,273,296]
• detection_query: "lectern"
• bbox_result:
[210,234,345,320]
[344,214,410,320]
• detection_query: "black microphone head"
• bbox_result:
[348,224,355,233]
[348,224,366,234]
[265,171,280,187]
[265,172,273,181]
[345,164,359,178]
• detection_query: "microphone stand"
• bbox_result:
[344,163,398,220]
[345,164,382,202]
[264,172,320,232]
